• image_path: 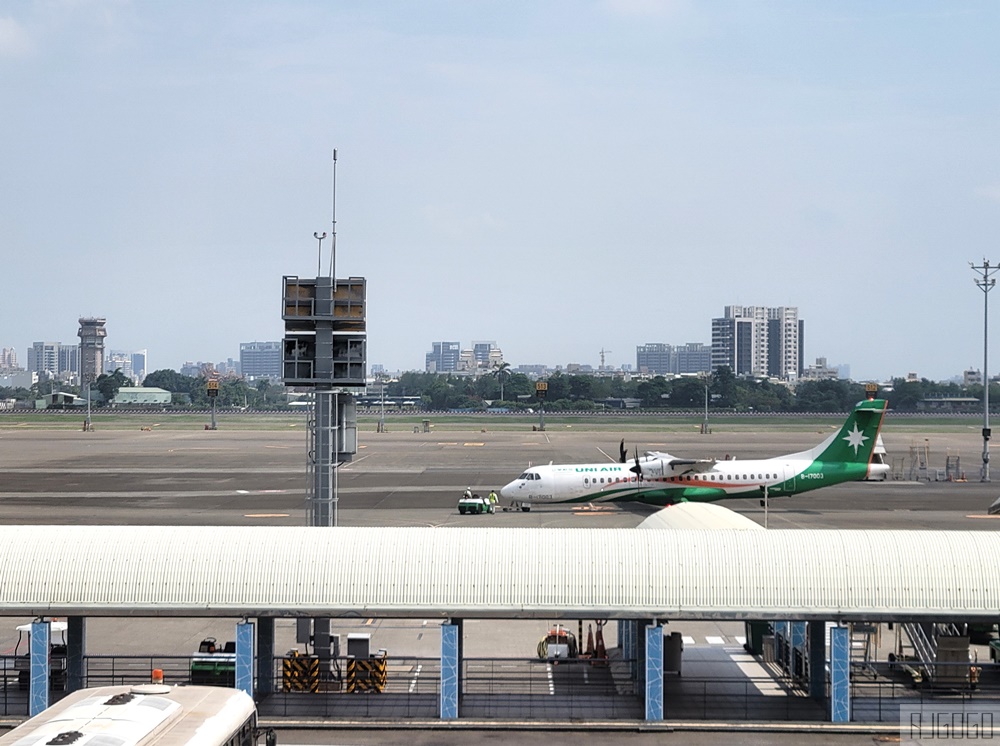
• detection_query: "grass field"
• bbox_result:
[0,409,984,434]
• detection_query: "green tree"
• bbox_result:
[96,369,130,405]
[144,369,197,394]
[491,362,512,402]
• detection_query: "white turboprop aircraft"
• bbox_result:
[499,398,889,511]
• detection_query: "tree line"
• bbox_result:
[0,367,989,413]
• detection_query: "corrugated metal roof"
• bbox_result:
[637,503,764,530]
[0,526,994,621]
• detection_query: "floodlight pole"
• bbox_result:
[972,259,998,482]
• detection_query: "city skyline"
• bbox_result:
[3,3,998,381]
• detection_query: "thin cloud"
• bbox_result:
[974,184,1000,205]
[0,17,33,58]
[601,0,684,18]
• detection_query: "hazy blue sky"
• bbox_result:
[2,1,998,381]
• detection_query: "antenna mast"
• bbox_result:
[328,149,337,279]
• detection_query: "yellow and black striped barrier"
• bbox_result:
[282,652,319,692]
[346,655,387,693]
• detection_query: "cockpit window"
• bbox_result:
[518,472,531,480]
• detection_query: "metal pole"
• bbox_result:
[85,384,91,431]
[539,401,545,432]
[313,232,327,277]
[972,259,998,482]
[379,375,385,433]
[328,149,337,279]
[211,396,217,431]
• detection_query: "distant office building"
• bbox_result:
[216,358,240,376]
[425,342,461,373]
[132,350,148,383]
[58,345,78,377]
[371,364,385,376]
[712,306,803,381]
[799,357,840,382]
[240,341,282,380]
[766,307,801,381]
[180,362,202,378]
[78,317,107,388]
[471,341,504,371]
[636,343,712,376]
[1,348,18,370]
[27,342,78,380]
[106,349,147,384]
[636,344,673,375]
[964,369,983,386]
[0,370,35,389]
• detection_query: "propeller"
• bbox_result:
[618,438,627,464]
[629,447,644,482]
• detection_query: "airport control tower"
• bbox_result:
[77,317,107,387]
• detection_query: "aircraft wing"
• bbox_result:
[645,452,716,474]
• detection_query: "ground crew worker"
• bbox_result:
[488,489,498,514]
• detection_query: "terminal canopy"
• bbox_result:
[0,525,995,622]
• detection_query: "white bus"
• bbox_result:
[0,684,272,746]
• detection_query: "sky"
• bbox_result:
[2,1,999,382]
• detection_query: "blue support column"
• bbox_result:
[29,620,50,716]
[808,621,826,701]
[645,624,663,721]
[67,617,86,692]
[791,621,807,681]
[773,621,789,670]
[236,621,254,698]
[621,620,636,680]
[257,617,275,697]
[829,625,850,722]
[440,622,459,719]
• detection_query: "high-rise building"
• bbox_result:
[131,350,148,383]
[27,342,77,379]
[711,305,803,380]
[78,317,107,387]
[425,342,461,373]
[1,348,18,370]
[472,341,505,368]
[106,349,147,384]
[766,307,800,381]
[240,341,282,380]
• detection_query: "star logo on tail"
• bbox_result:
[842,424,869,455]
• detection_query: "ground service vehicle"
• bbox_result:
[0,683,272,746]
[190,637,237,686]
[458,493,494,514]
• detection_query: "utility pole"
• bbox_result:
[972,259,998,482]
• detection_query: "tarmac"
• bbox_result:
[0,415,996,743]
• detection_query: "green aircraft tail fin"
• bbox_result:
[811,398,887,464]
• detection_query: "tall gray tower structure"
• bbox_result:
[78,317,107,387]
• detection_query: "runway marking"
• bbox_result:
[243,513,289,518]
[706,636,726,645]
[236,489,289,494]
[437,442,458,446]
[682,636,695,645]
[966,514,1000,519]
[264,445,290,449]
[735,636,746,645]
[463,443,485,447]
[408,663,423,693]
[546,664,554,695]
[364,618,375,626]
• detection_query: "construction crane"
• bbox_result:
[599,348,612,370]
